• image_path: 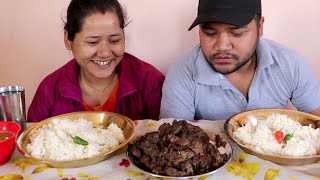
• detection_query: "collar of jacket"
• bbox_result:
[116,53,140,100]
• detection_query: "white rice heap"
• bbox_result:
[26,118,125,161]
[234,113,320,157]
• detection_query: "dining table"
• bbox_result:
[0,118,320,180]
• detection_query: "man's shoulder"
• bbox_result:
[258,38,306,68]
[258,38,313,85]
[260,38,303,59]
[168,45,202,74]
[178,45,202,64]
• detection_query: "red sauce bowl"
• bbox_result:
[0,121,21,165]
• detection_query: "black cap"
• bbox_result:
[188,0,262,31]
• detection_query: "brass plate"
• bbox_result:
[17,111,135,168]
[225,108,320,166]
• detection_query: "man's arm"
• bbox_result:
[310,107,320,117]
[290,53,320,114]
[160,63,196,120]
[143,69,165,120]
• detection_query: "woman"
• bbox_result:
[28,0,164,122]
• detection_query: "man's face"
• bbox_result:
[199,17,264,74]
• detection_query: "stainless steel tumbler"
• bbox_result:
[0,86,26,133]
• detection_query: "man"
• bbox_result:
[160,0,320,120]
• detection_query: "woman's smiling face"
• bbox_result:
[65,11,125,79]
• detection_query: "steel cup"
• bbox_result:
[0,86,26,133]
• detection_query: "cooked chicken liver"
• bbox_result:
[128,120,229,177]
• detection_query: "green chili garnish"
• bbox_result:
[283,134,293,144]
[73,136,89,146]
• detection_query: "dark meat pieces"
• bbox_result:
[128,120,229,177]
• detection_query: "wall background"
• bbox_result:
[1,0,320,110]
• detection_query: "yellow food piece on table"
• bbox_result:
[57,169,64,177]
[264,169,280,180]
[225,161,260,179]
[239,152,248,163]
[127,170,144,176]
[12,158,41,172]
[0,174,23,180]
[32,166,51,174]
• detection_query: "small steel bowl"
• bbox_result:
[17,111,135,168]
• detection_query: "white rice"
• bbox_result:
[26,118,125,161]
[234,113,320,157]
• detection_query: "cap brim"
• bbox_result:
[188,8,256,31]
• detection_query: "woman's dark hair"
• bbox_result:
[64,0,126,41]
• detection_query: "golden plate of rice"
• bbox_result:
[17,111,135,168]
[225,109,320,166]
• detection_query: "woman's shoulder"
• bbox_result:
[38,59,78,88]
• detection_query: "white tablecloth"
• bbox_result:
[0,119,319,179]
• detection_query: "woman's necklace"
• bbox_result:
[81,73,118,94]
[95,74,118,93]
